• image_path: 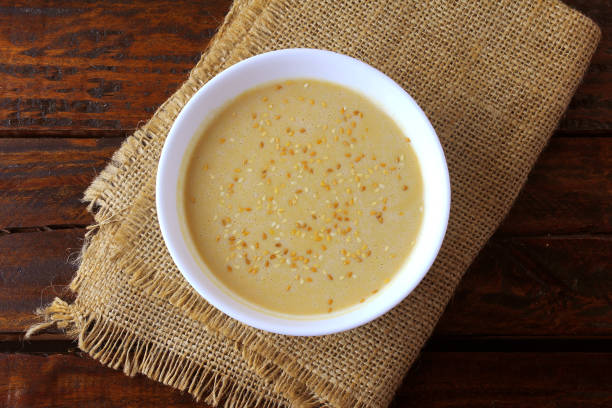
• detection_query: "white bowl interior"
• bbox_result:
[157,49,450,336]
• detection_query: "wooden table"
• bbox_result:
[0,1,610,406]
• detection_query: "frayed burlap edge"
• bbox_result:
[26,298,291,408]
[26,221,305,408]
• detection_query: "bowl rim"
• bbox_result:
[156,48,450,336]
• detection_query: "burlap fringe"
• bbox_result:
[25,298,80,339]
[25,298,293,408]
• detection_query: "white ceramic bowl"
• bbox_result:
[157,49,450,336]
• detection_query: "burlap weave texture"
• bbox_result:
[31,1,600,407]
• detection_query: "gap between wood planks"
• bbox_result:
[0,225,89,236]
[0,130,131,138]
[3,224,612,240]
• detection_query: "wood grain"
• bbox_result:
[0,0,230,135]
[2,352,612,408]
[1,136,609,233]
[3,229,610,338]
[0,0,607,135]
[1,353,208,408]
[394,351,612,407]
[498,136,612,235]
[437,235,612,337]
[0,229,82,332]
[0,138,121,229]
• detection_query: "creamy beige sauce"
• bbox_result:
[180,79,423,315]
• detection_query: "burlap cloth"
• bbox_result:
[29,1,600,407]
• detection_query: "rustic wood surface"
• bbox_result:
[0,0,610,407]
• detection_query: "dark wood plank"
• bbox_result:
[498,136,612,235]
[0,333,75,353]
[2,352,612,408]
[0,0,606,135]
[436,235,612,338]
[0,138,121,229]
[560,0,612,133]
[2,229,610,338]
[0,0,231,135]
[1,136,609,233]
[0,353,208,408]
[0,229,82,333]
[394,351,612,407]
